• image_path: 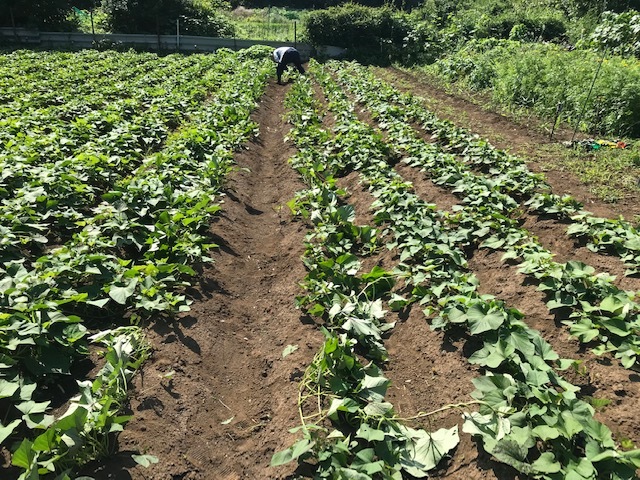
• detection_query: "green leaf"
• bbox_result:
[401,426,459,476]
[364,401,393,416]
[12,438,35,469]
[32,428,56,452]
[490,438,529,471]
[108,279,139,305]
[271,438,315,466]
[469,341,515,368]
[532,425,560,441]
[0,379,20,399]
[531,452,561,474]
[359,374,389,402]
[282,344,299,358]
[0,419,21,444]
[357,424,385,442]
[16,400,50,415]
[467,304,505,334]
[132,454,159,468]
[337,468,371,480]
[621,449,640,468]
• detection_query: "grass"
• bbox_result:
[560,145,640,203]
[227,7,307,42]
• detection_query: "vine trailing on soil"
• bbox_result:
[273,73,461,479]
[330,61,640,372]
[0,46,273,479]
[288,59,640,480]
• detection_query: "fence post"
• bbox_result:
[294,21,297,48]
[176,17,180,51]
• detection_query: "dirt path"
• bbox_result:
[89,81,320,480]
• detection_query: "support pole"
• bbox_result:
[176,17,180,51]
[90,5,95,37]
[571,52,606,143]
[549,101,563,141]
[10,6,17,41]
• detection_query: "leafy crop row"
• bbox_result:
[0,46,273,479]
[0,50,248,262]
[273,73,461,479]
[274,59,640,480]
[336,62,640,277]
[329,62,640,371]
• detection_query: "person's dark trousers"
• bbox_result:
[277,49,305,83]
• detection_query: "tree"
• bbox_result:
[0,0,74,30]
[102,0,234,36]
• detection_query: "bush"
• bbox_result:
[448,1,568,43]
[304,4,410,50]
[588,10,640,57]
[426,39,640,137]
[102,0,235,36]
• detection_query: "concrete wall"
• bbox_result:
[0,28,314,59]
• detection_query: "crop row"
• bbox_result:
[273,72,459,479]
[274,60,640,480]
[334,62,640,278]
[1,46,273,479]
[329,61,640,371]
[0,50,253,263]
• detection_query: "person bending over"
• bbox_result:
[272,46,305,85]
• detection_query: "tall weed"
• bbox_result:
[425,40,640,137]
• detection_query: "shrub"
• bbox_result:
[450,2,568,42]
[588,10,640,57]
[102,0,235,36]
[426,39,640,137]
[304,4,409,50]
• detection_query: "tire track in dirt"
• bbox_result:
[88,81,321,480]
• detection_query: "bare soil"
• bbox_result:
[87,69,640,480]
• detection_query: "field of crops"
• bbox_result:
[2,48,640,480]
